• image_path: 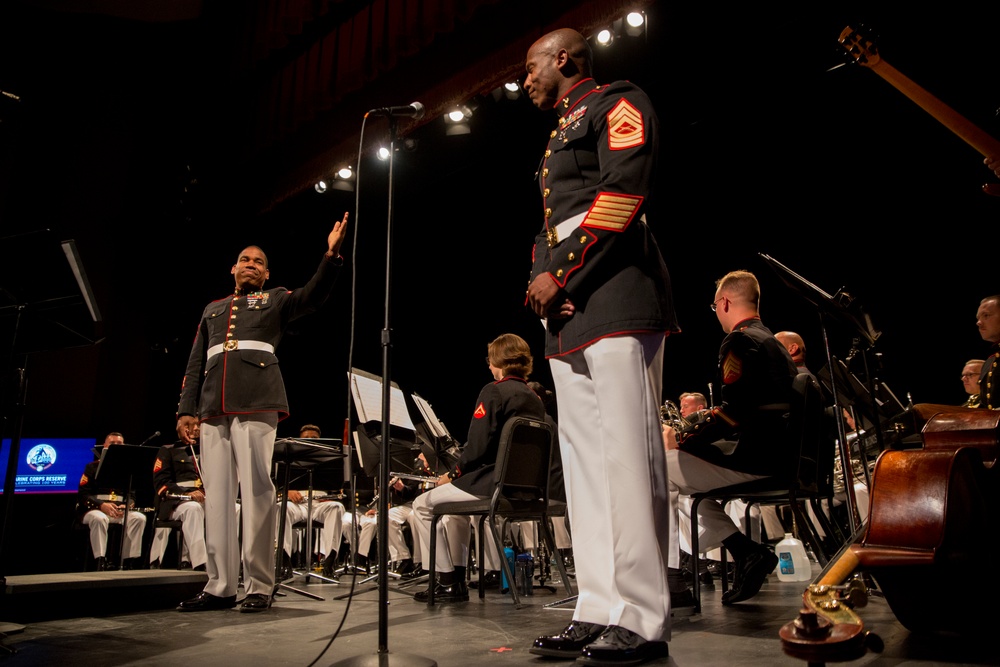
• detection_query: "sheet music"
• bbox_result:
[412,392,450,440]
[349,369,416,431]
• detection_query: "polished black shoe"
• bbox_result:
[670,588,696,618]
[240,593,272,613]
[94,556,108,572]
[722,548,779,605]
[578,625,669,665]
[176,591,238,612]
[412,580,469,603]
[468,570,501,590]
[320,553,339,579]
[529,620,607,658]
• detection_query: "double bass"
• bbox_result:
[780,404,999,663]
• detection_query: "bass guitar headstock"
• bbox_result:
[838,25,881,69]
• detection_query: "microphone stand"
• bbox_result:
[332,116,435,667]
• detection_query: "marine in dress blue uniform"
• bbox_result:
[175,214,348,613]
[523,28,679,664]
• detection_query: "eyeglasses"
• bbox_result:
[960,373,978,379]
[710,296,727,313]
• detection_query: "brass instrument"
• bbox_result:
[660,400,689,430]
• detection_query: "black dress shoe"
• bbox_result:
[529,620,607,658]
[722,548,779,605]
[670,588,696,618]
[412,580,469,603]
[578,625,669,665]
[176,591,238,612]
[468,570,501,590]
[239,593,271,613]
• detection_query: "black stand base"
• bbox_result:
[330,652,437,667]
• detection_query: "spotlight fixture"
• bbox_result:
[625,11,645,36]
[336,166,353,180]
[444,105,473,136]
[503,81,522,101]
[595,28,614,46]
[314,179,328,193]
[376,146,391,161]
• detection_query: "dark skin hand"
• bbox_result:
[527,273,576,319]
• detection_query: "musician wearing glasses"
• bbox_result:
[150,423,208,571]
[960,359,985,408]
[666,270,797,605]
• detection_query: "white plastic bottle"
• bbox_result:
[775,533,812,582]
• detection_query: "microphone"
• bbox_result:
[139,431,161,447]
[366,101,425,120]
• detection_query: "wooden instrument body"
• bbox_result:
[782,405,999,661]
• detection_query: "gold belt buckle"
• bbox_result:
[223,340,239,352]
[546,226,557,248]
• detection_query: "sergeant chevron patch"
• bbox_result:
[607,99,644,150]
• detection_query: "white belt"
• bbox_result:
[546,211,646,248]
[207,339,274,360]
[546,211,586,248]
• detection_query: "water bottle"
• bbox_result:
[775,533,812,582]
[502,546,516,591]
[516,552,534,595]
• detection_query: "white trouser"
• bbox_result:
[281,499,346,558]
[342,511,378,559]
[411,482,480,573]
[666,449,768,568]
[149,500,207,568]
[387,504,412,561]
[508,516,573,552]
[550,333,671,642]
[201,413,278,598]
[83,508,146,559]
[677,496,762,561]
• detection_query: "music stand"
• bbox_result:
[0,230,101,653]
[272,437,346,600]
[759,253,883,534]
[92,445,159,569]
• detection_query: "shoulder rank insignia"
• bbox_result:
[473,402,487,419]
[721,351,743,384]
[607,98,644,150]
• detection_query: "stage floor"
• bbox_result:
[1,563,995,667]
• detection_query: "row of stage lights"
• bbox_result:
[315,10,647,194]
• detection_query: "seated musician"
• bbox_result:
[976,295,1000,409]
[409,333,546,603]
[666,271,797,605]
[961,359,985,408]
[77,432,148,571]
[150,423,208,570]
[277,424,346,579]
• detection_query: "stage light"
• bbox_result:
[314,179,328,193]
[625,11,645,35]
[503,81,522,100]
[444,105,473,136]
[596,28,614,46]
[336,166,353,180]
[376,146,390,161]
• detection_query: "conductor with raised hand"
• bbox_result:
[175,213,349,613]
